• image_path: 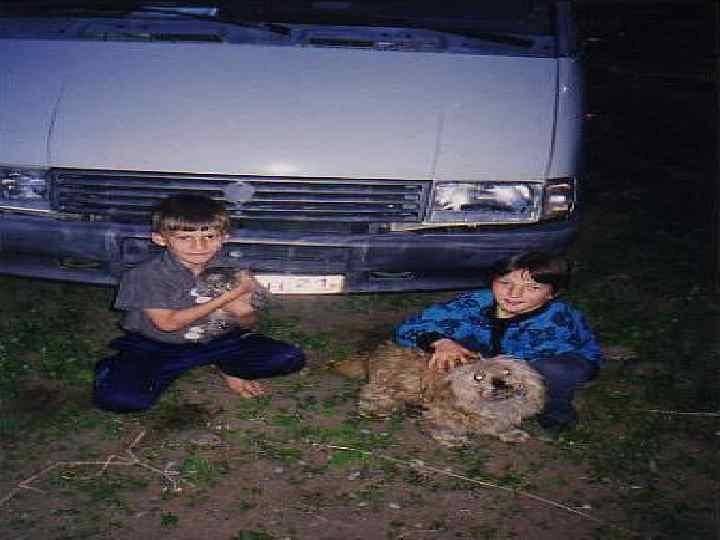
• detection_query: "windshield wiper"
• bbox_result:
[357,16,536,48]
[418,26,534,48]
[0,2,291,35]
[220,9,534,48]
[131,6,291,35]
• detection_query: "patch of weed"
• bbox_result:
[259,316,330,350]
[451,445,492,479]
[145,397,211,433]
[0,417,20,438]
[47,469,148,509]
[230,530,275,540]
[335,292,448,314]
[264,443,304,464]
[353,484,387,506]
[270,411,303,429]
[232,499,258,512]
[181,454,227,488]
[0,277,115,400]
[160,512,179,527]
[234,395,273,421]
[297,421,397,453]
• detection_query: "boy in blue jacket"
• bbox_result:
[395,252,603,432]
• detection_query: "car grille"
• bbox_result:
[51,169,430,223]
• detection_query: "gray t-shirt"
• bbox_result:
[115,251,244,344]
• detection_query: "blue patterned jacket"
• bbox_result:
[395,289,604,367]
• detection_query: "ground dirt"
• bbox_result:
[0,324,614,540]
[1,290,716,540]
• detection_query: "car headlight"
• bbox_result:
[0,166,51,211]
[542,178,576,219]
[427,178,575,225]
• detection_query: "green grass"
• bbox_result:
[160,512,179,527]
[180,455,224,488]
[0,277,116,402]
[230,531,275,540]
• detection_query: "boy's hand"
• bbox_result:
[237,270,257,291]
[144,271,258,332]
[222,294,257,328]
[429,339,476,372]
[225,270,256,300]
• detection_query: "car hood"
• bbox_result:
[1,40,557,180]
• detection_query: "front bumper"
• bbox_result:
[0,212,578,292]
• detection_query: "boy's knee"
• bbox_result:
[268,344,305,374]
[531,355,596,384]
[93,387,155,413]
[218,342,305,379]
[93,357,157,413]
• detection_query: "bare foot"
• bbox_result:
[222,374,267,398]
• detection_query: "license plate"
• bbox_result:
[255,274,345,294]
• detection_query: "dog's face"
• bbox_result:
[442,356,545,415]
[470,364,528,401]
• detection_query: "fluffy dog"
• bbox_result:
[184,266,270,342]
[357,342,546,445]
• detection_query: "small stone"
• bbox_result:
[190,433,223,447]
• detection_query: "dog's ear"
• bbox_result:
[329,355,370,379]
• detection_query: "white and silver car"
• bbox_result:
[0,0,583,293]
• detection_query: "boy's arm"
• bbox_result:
[572,312,605,366]
[221,294,258,328]
[427,338,477,371]
[536,306,605,367]
[145,283,252,332]
[394,290,493,348]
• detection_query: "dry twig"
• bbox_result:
[313,443,641,538]
[646,409,720,417]
[0,429,180,507]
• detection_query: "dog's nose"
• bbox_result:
[491,377,510,389]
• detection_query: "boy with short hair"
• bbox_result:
[93,194,305,412]
[395,251,604,433]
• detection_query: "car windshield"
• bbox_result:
[1,1,556,37]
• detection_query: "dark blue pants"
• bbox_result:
[93,331,305,413]
[527,355,599,425]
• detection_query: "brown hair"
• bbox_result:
[488,251,572,294]
[151,194,230,234]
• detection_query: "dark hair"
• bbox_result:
[488,251,572,294]
[151,194,230,234]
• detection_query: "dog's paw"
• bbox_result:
[330,356,369,379]
[358,385,401,417]
[497,428,531,443]
[428,428,470,447]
